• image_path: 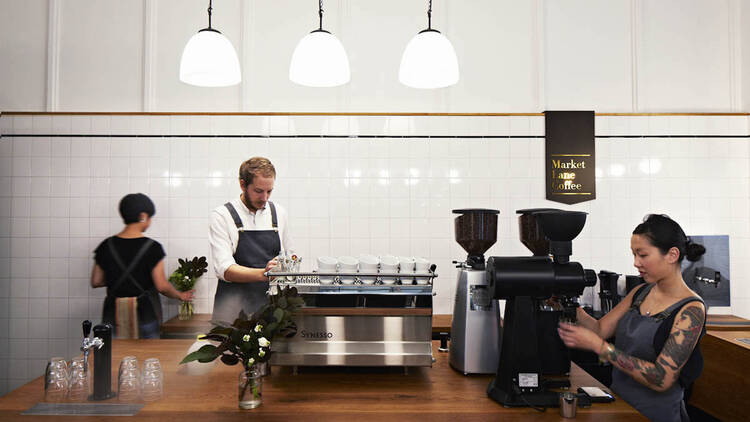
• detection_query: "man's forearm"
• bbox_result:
[223,264,267,283]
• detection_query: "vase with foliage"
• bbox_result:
[168,256,208,320]
[180,286,304,408]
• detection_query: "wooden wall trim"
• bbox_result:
[2,111,748,116]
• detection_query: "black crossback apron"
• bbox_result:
[103,238,163,338]
[611,284,705,422]
[212,201,281,323]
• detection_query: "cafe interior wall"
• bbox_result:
[0,0,749,396]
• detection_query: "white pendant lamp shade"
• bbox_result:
[180,29,241,87]
[399,29,459,89]
[290,30,350,87]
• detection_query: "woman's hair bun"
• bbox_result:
[685,242,706,262]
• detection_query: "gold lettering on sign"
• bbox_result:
[549,154,590,193]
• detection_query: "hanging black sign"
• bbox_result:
[545,111,596,205]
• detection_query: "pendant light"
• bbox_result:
[399,0,459,89]
[289,0,350,87]
[179,0,241,87]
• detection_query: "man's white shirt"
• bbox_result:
[208,197,292,281]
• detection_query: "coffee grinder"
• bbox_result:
[449,208,501,375]
[486,209,597,407]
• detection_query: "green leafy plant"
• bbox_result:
[180,286,304,371]
[169,256,208,291]
[169,256,208,319]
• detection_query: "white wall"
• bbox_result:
[0,0,746,112]
[1,113,749,396]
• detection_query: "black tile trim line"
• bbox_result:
[1,134,749,139]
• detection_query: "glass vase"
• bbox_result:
[238,367,262,409]
[178,300,193,320]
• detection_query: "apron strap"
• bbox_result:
[630,283,654,310]
[106,238,163,324]
[106,238,154,296]
[269,201,278,231]
[226,201,278,231]
[224,202,243,229]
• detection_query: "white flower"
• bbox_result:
[258,337,270,347]
[248,358,255,366]
[184,276,189,280]
[242,334,250,342]
[258,349,265,357]
[254,324,263,333]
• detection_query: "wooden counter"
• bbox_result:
[688,330,750,422]
[705,314,750,331]
[0,340,644,421]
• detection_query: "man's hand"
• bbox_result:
[264,258,279,274]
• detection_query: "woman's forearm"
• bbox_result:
[600,342,672,392]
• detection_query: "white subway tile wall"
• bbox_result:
[0,114,749,395]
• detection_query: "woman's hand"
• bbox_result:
[557,321,604,354]
[179,289,195,302]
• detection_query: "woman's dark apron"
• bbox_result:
[103,238,162,339]
[611,284,704,422]
[212,201,281,323]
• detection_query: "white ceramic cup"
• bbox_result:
[317,256,338,285]
[359,254,379,285]
[398,256,416,284]
[379,255,399,285]
[414,257,430,285]
[338,256,359,285]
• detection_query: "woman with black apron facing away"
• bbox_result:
[209,157,289,323]
[91,194,194,338]
[558,214,707,422]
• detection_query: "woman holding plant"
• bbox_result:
[91,193,194,338]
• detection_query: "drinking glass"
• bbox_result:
[119,356,139,379]
[118,374,140,402]
[141,369,163,402]
[67,366,90,402]
[44,369,68,402]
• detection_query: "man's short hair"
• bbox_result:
[239,157,276,185]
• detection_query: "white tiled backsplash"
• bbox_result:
[0,114,749,395]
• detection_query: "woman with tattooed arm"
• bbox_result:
[558,214,706,422]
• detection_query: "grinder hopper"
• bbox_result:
[452,208,499,269]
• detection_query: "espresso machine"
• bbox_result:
[486,209,597,407]
[449,208,501,375]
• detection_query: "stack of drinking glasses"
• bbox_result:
[67,357,89,401]
[117,356,163,402]
[44,357,69,402]
[118,356,140,402]
[141,358,163,402]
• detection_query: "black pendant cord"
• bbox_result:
[319,0,324,31]
[427,0,432,30]
[207,0,213,30]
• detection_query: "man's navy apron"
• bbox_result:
[212,201,281,323]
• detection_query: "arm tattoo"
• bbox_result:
[660,305,705,369]
[602,303,704,390]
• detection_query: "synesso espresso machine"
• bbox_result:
[486,209,597,407]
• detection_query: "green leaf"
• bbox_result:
[180,344,219,364]
[221,354,239,365]
[273,308,284,323]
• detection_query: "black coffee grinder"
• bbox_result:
[486,209,597,407]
